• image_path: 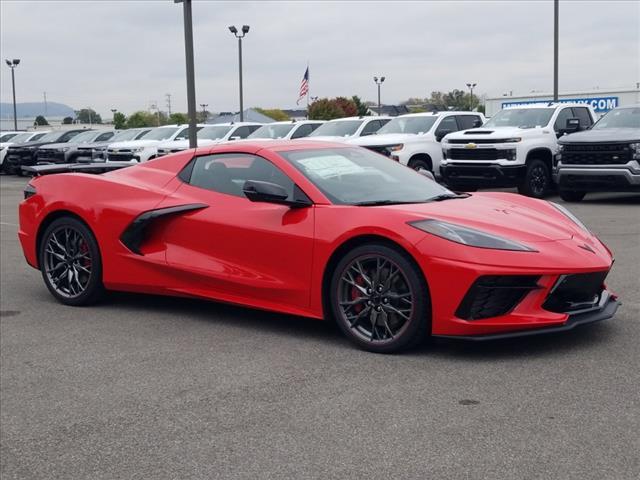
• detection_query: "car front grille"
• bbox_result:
[447,148,506,160]
[456,275,541,320]
[36,149,65,163]
[447,138,511,144]
[542,271,609,313]
[561,143,633,165]
[107,151,135,162]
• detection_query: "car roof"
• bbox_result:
[326,116,392,122]
[397,111,482,118]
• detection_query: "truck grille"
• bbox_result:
[36,149,64,163]
[456,275,541,320]
[107,150,135,162]
[543,271,608,313]
[561,143,632,165]
[447,148,505,161]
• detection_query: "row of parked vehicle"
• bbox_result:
[2,103,638,201]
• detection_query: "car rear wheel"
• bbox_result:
[559,190,586,202]
[39,217,105,306]
[518,159,550,198]
[330,244,430,353]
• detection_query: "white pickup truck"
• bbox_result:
[440,103,598,197]
[349,111,485,176]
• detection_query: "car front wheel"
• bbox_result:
[329,244,430,353]
[39,217,105,306]
[559,190,586,202]
[518,159,550,198]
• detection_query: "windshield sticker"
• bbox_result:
[298,155,366,178]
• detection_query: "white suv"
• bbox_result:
[156,122,262,157]
[106,125,194,163]
[1,131,50,171]
[247,120,324,140]
[349,111,484,176]
[307,116,391,142]
[441,103,597,197]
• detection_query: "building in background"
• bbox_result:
[484,87,640,118]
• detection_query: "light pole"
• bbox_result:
[5,59,20,131]
[200,103,208,122]
[466,83,477,110]
[229,25,250,122]
[553,0,559,101]
[175,0,198,148]
[373,76,385,116]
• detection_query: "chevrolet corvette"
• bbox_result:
[18,140,619,353]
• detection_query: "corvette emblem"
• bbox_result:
[465,143,477,149]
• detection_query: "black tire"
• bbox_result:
[408,158,432,173]
[39,216,105,306]
[15,167,23,177]
[559,190,586,202]
[518,159,551,198]
[329,243,430,353]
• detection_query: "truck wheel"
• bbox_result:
[518,159,550,198]
[559,190,586,202]
[408,158,432,173]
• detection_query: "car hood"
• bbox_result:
[348,133,415,146]
[37,142,76,150]
[385,192,583,243]
[109,140,161,148]
[559,128,640,144]
[446,126,538,140]
[8,140,62,149]
[307,135,354,143]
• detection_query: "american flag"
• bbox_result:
[296,67,309,105]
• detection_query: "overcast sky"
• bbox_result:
[1,0,638,117]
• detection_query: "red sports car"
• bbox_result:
[18,140,619,353]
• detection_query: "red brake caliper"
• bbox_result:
[352,275,365,313]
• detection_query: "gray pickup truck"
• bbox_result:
[554,104,640,201]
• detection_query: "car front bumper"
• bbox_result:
[440,163,527,187]
[555,166,640,191]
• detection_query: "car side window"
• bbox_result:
[291,124,312,139]
[230,126,251,139]
[185,153,295,199]
[572,107,593,129]
[60,131,81,142]
[361,120,381,136]
[456,115,483,130]
[96,132,114,142]
[554,108,574,133]
[435,116,459,136]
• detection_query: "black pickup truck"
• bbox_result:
[554,105,640,201]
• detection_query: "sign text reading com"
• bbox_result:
[502,96,619,113]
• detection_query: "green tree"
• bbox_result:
[76,108,102,124]
[307,98,345,120]
[168,112,189,125]
[34,115,49,126]
[62,116,73,125]
[351,96,370,117]
[126,111,157,128]
[255,108,290,121]
[113,112,127,129]
[334,97,358,117]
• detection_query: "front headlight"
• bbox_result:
[388,144,404,152]
[557,144,565,152]
[549,202,589,232]
[441,138,449,144]
[630,142,640,160]
[131,147,145,153]
[408,219,537,251]
[58,147,70,152]
[504,137,522,143]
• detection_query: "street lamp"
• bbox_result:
[5,59,20,131]
[229,24,250,122]
[466,82,477,110]
[200,103,208,122]
[373,76,385,116]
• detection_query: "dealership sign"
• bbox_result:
[502,96,619,113]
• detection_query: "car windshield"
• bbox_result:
[143,127,180,141]
[281,147,451,205]
[484,108,554,129]
[377,116,438,135]
[0,133,20,142]
[592,107,640,129]
[309,120,363,137]
[197,126,232,140]
[71,130,100,143]
[4,132,33,143]
[248,124,295,139]
[34,131,66,143]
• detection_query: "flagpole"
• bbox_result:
[306,63,310,119]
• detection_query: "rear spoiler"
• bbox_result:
[21,162,134,177]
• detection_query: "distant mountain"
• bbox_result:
[0,101,75,119]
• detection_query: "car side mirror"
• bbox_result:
[435,130,453,142]
[243,180,312,208]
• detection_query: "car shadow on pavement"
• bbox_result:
[576,193,640,205]
[103,291,616,359]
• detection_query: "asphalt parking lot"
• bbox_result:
[1,174,638,480]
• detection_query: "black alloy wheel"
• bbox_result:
[330,244,430,353]
[39,217,104,305]
[518,159,550,198]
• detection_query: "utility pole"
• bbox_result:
[200,103,208,122]
[229,25,250,121]
[466,83,477,110]
[553,0,559,102]
[175,0,198,148]
[373,76,385,116]
[43,91,48,117]
[165,93,172,116]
